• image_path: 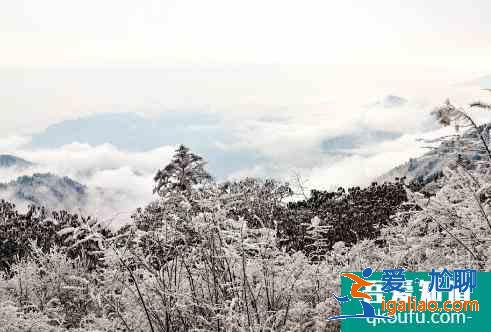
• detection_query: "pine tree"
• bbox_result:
[153,145,212,196]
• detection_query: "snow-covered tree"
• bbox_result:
[432,96,491,161]
[153,145,213,197]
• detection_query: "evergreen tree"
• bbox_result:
[153,145,212,196]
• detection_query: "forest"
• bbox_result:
[0,98,491,331]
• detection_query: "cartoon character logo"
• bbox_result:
[328,267,394,321]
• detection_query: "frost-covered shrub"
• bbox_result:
[0,200,112,273]
[0,244,104,329]
[0,301,58,332]
[106,205,342,331]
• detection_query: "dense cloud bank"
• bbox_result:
[1,80,490,221]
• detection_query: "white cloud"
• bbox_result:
[14,143,175,176]
[0,135,31,151]
[0,143,175,226]
[306,135,425,190]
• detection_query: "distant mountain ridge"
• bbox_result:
[367,95,408,109]
[0,155,33,169]
[0,173,88,212]
[30,112,224,151]
[379,124,490,188]
[29,111,261,177]
[321,129,401,153]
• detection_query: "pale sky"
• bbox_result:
[1,0,490,69]
[2,0,490,137]
[1,0,491,135]
[1,1,491,214]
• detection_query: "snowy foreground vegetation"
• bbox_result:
[1,99,491,331]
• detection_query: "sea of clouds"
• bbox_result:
[0,66,490,225]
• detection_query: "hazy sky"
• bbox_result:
[1,1,491,218]
[2,0,490,144]
[1,0,490,69]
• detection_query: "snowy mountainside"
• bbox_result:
[379,124,490,186]
[0,173,89,212]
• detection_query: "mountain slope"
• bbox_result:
[0,155,33,169]
[0,173,88,212]
[379,125,489,187]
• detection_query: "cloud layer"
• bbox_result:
[1,75,490,225]
[0,143,175,226]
